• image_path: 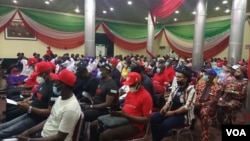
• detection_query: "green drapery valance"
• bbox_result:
[104,21,162,39]
[0,5,15,16]
[165,19,231,40]
[20,8,85,32]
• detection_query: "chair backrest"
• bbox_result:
[72,113,84,141]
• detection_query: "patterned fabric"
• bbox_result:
[217,78,247,124]
[166,85,196,125]
[195,81,222,141]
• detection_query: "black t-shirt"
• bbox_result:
[29,80,58,122]
[111,68,121,88]
[93,79,118,108]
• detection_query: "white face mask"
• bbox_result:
[156,67,161,73]
[129,87,137,93]
[36,76,45,84]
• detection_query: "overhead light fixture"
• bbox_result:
[49,0,53,1]
[103,10,107,14]
[175,10,179,14]
[222,0,228,4]
[192,11,196,15]
[110,7,114,11]
[215,7,220,11]
[45,1,50,5]
[174,18,178,22]
[225,9,230,13]
[156,21,159,24]
[74,6,80,13]
[145,17,148,20]
[13,0,18,4]
[128,1,132,5]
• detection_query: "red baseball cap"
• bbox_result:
[109,58,118,66]
[122,72,141,85]
[26,57,38,66]
[33,62,52,75]
[50,69,76,87]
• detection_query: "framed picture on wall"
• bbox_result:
[4,19,37,40]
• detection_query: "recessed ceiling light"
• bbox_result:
[215,7,220,11]
[225,9,230,13]
[13,0,18,4]
[45,1,50,5]
[110,7,114,11]
[192,11,196,15]
[174,18,178,21]
[175,10,179,14]
[128,1,132,5]
[156,21,159,24]
[49,0,53,1]
[145,17,148,20]
[75,6,80,13]
[222,0,228,4]
[102,10,107,14]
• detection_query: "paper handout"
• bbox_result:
[6,98,17,105]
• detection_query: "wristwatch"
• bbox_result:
[28,106,32,114]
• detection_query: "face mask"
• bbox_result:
[36,76,45,84]
[53,86,61,96]
[164,62,169,67]
[96,71,102,79]
[129,86,137,92]
[235,75,242,80]
[127,68,131,73]
[177,81,185,86]
[156,67,161,73]
[218,72,225,79]
[203,75,209,81]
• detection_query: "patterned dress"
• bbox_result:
[195,81,222,141]
[217,78,247,124]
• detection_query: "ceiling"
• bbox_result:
[0,0,249,25]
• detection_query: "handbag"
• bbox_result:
[97,114,130,132]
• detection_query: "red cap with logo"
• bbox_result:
[122,72,141,85]
[27,57,38,66]
[50,69,76,87]
[109,58,118,66]
[33,62,52,75]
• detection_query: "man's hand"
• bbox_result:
[17,101,30,111]
[160,104,169,115]
[81,104,91,111]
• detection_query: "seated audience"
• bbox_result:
[15,69,81,141]
[90,72,153,141]
[217,66,247,124]
[195,69,221,141]
[81,63,119,122]
[0,62,55,139]
[150,66,196,141]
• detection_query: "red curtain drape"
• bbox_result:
[164,31,229,59]
[151,0,184,19]
[101,22,163,51]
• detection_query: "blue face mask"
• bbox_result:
[203,75,209,81]
[156,67,161,73]
[164,61,169,67]
[53,86,61,96]
[96,71,102,79]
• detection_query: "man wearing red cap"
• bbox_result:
[90,72,153,141]
[16,69,81,141]
[109,57,121,88]
[0,62,57,139]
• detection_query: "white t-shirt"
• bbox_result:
[42,95,81,141]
